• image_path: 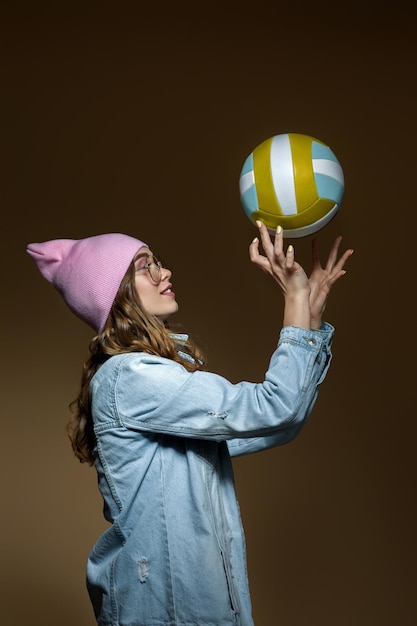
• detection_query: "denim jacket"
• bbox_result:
[87,323,334,626]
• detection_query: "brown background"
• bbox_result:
[2,2,416,625]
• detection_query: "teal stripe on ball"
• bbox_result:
[239,152,259,217]
[312,142,339,163]
[241,153,254,176]
[314,173,344,204]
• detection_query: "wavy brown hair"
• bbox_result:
[67,259,205,465]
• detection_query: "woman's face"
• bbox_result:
[133,247,178,321]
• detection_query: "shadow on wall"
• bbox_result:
[4,578,94,626]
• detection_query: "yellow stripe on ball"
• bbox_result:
[290,134,317,213]
[253,137,283,218]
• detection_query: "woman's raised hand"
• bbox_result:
[308,236,354,329]
[249,220,353,330]
[249,221,311,328]
[249,220,309,295]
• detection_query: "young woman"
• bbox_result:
[27,221,353,626]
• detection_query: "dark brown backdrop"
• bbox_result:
[2,3,416,625]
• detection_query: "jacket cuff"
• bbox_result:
[279,322,334,350]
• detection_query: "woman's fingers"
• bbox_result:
[256,220,293,267]
[311,235,353,278]
[285,244,295,268]
[334,246,354,273]
[273,224,284,257]
[249,232,272,274]
[255,220,275,258]
[249,221,312,294]
[325,235,343,272]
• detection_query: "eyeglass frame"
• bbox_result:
[134,253,163,284]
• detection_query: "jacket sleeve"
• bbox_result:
[92,323,334,442]
[227,323,333,456]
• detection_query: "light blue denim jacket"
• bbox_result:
[87,323,334,626]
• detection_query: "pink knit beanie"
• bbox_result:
[27,233,147,332]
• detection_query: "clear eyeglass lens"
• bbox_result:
[148,256,162,283]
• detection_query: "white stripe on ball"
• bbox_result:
[239,170,255,195]
[270,135,297,216]
[312,158,344,184]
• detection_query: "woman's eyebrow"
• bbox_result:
[134,251,151,262]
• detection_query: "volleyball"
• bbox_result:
[239,133,345,238]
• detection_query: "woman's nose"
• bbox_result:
[161,266,171,281]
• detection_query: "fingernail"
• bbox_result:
[252,237,259,243]
[256,220,262,228]
[288,244,294,252]
[276,225,282,234]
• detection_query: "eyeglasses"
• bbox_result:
[136,254,163,284]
